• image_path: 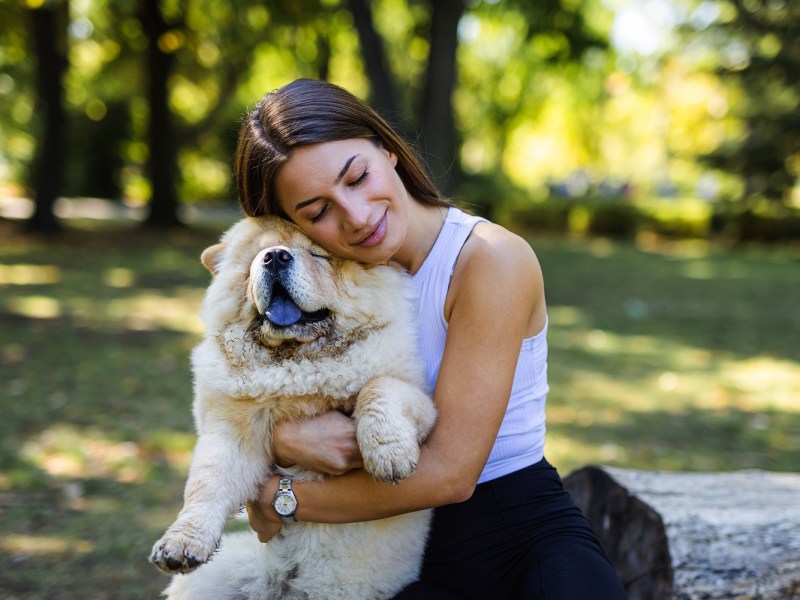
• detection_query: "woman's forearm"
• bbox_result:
[262,443,472,525]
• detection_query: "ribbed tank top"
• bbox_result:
[413,207,549,483]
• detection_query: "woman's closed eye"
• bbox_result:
[348,169,369,188]
[310,203,330,223]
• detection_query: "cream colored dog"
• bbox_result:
[149,216,435,599]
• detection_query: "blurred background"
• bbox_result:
[0,0,798,597]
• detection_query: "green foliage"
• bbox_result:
[3,0,799,232]
[684,0,800,204]
[712,198,800,242]
[567,199,639,238]
[464,176,800,243]
[456,0,611,177]
[0,1,36,185]
[636,198,712,239]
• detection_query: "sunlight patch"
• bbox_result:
[22,425,147,484]
[3,534,93,557]
[6,295,62,318]
[587,329,609,350]
[546,435,632,474]
[106,293,203,333]
[104,267,135,288]
[721,357,800,410]
[658,371,680,392]
[21,424,196,489]
[548,306,585,327]
[0,264,60,285]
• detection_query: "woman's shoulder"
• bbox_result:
[445,218,543,317]
[466,219,539,273]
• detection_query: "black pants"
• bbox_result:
[392,459,627,599]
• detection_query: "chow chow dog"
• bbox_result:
[149,216,436,599]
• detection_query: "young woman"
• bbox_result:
[238,79,627,599]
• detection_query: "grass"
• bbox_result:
[0,218,798,598]
[535,235,800,472]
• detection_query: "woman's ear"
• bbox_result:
[383,146,398,168]
[375,139,398,167]
[200,243,226,275]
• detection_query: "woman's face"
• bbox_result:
[274,138,412,265]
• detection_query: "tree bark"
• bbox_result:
[564,465,800,599]
[27,1,69,235]
[345,0,405,134]
[139,0,183,229]
[417,0,465,195]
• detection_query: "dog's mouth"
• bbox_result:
[265,283,330,328]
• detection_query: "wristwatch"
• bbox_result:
[272,476,297,523]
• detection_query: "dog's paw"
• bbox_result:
[149,529,218,575]
[359,425,421,484]
[355,377,431,483]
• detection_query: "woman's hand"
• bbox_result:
[246,475,283,543]
[273,411,364,476]
[250,412,363,543]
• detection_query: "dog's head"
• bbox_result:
[200,216,408,350]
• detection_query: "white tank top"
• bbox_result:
[412,207,548,483]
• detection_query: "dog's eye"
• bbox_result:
[309,251,332,262]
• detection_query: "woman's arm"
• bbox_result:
[250,224,546,530]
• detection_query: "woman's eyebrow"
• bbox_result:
[294,154,360,211]
[336,154,359,182]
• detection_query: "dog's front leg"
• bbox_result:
[353,376,436,484]
[149,422,270,574]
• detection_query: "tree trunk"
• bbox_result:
[564,465,800,599]
[417,0,465,196]
[139,0,183,229]
[345,0,405,132]
[27,1,69,235]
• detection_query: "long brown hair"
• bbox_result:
[235,79,449,217]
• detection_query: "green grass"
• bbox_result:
[534,235,800,473]
[0,219,798,598]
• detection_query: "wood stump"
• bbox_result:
[564,466,800,599]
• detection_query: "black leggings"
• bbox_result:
[392,459,627,599]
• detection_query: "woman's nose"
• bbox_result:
[340,197,370,231]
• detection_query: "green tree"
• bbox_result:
[27,0,69,234]
[0,2,34,206]
[347,0,465,193]
[138,0,182,228]
[689,0,800,204]
[455,0,609,202]
[2,0,619,227]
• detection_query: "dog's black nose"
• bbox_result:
[264,248,293,273]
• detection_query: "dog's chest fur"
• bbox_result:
[193,316,418,435]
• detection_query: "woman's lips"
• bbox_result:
[356,211,387,247]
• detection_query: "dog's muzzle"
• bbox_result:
[259,248,330,328]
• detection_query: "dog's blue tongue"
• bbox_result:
[266,294,302,327]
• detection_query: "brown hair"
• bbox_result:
[235,78,449,217]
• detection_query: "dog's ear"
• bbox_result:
[200,243,225,275]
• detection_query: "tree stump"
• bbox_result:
[564,466,800,599]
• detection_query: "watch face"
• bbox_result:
[274,494,296,516]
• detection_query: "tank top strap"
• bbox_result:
[415,207,487,285]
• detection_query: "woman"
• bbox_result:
[239,79,626,599]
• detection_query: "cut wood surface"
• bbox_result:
[564,466,800,600]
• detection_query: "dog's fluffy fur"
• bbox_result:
[149,216,435,599]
